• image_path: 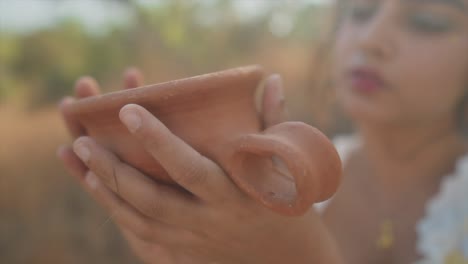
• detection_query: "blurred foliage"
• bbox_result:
[0,0,329,108]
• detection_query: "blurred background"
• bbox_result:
[0,0,345,263]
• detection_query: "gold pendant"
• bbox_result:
[444,250,468,264]
[376,220,394,250]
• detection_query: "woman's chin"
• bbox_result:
[340,99,399,127]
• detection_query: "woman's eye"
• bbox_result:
[408,12,453,33]
[348,4,378,24]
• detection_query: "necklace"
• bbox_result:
[376,219,394,250]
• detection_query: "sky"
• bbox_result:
[0,0,131,34]
[0,0,332,35]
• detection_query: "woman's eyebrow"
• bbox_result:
[408,0,466,10]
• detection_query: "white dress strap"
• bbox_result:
[415,154,468,263]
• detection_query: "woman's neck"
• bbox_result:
[355,118,467,196]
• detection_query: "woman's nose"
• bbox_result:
[357,6,397,61]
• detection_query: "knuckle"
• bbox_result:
[91,159,114,187]
[278,96,286,109]
[110,162,126,194]
[145,199,167,219]
[112,195,127,210]
[174,158,208,187]
[142,126,170,150]
[170,230,198,249]
[132,219,156,242]
[89,152,125,192]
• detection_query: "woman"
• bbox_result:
[320,0,468,262]
[58,0,468,263]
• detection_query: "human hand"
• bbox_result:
[58,73,343,264]
[58,68,177,263]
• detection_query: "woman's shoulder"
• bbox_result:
[415,153,468,263]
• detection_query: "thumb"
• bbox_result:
[261,74,289,128]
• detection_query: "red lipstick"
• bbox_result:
[349,67,387,93]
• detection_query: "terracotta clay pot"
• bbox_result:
[64,65,342,216]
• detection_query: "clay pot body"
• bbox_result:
[64,65,342,216]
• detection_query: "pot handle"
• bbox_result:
[226,122,342,216]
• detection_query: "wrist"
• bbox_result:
[251,215,344,264]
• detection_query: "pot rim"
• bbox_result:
[65,64,265,116]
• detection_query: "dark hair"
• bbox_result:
[308,0,353,135]
[457,93,468,137]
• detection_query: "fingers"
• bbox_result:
[59,77,102,138]
[59,97,86,138]
[261,74,288,128]
[119,104,237,202]
[58,146,181,245]
[124,67,144,89]
[59,144,191,247]
[61,68,141,138]
[57,145,88,182]
[72,136,202,225]
[81,171,179,244]
[75,76,101,98]
[120,228,177,264]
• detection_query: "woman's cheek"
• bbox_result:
[402,33,468,116]
[395,68,463,124]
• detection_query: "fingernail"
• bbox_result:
[268,74,284,97]
[121,106,141,133]
[74,141,90,162]
[269,74,282,83]
[85,171,99,189]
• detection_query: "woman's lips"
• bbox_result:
[348,68,387,93]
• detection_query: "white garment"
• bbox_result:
[315,135,468,263]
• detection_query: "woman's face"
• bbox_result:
[332,0,468,127]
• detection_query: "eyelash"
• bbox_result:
[346,4,453,34]
[408,13,453,33]
[348,4,377,24]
